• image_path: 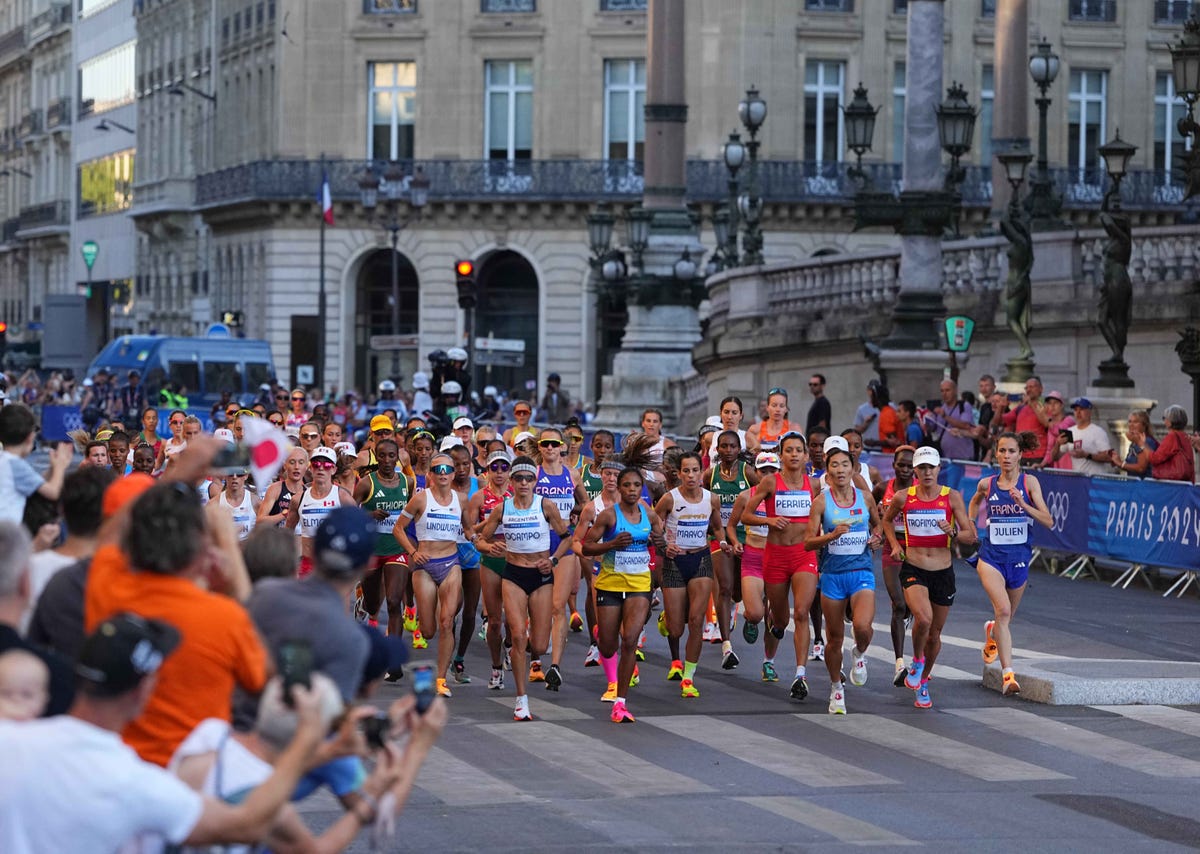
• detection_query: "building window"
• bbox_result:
[892,62,905,162]
[981,0,996,16]
[804,60,844,164]
[485,60,533,161]
[482,0,535,12]
[980,65,994,164]
[1155,1,1198,24]
[804,0,853,10]
[1155,73,1192,180]
[893,0,907,12]
[1068,0,1116,22]
[600,0,646,10]
[80,0,121,17]
[1068,69,1107,175]
[368,62,416,160]
[78,150,135,218]
[78,41,136,117]
[364,0,416,12]
[604,59,644,161]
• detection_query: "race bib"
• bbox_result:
[827,530,868,556]
[719,504,733,527]
[613,548,648,574]
[906,510,945,537]
[775,491,811,518]
[673,518,709,550]
[988,519,1028,545]
[376,512,400,535]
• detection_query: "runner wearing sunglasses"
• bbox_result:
[285,446,355,577]
[466,449,514,690]
[285,389,311,429]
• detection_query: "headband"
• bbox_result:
[510,463,537,477]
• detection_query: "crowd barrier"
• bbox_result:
[940,459,1200,598]
[40,405,218,441]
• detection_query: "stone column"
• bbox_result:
[643,0,687,210]
[991,0,1030,217]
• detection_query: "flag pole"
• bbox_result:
[318,155,327,398]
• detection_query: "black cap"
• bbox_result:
[313,506,376,575]
[547,373,561,382]
[76,613,181,696]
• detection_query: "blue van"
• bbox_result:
[87,334,278,408]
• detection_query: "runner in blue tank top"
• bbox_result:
[967,432,1053,697]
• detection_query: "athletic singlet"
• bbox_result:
[883,477,909,533]
[707,429,747,464]
[362,472,410,556]
[455,481,479,545]
[581,463,604,500]
[535,465,575,523]
[597,504,652,593]
[903,485,953,549]
[757,421,802,452]
[218,490,256,541]
[765,472,813,523]
[298,486,342,537]
[404,472,428,542]
[666,487,713,551]
[501,497,551,554]
[269,481,297,526]
[198,478,213,507]
[820,460,872,491]
[820,488,872,574]
[980,474,1031,562]
[744,497,769,548]
[414,490,462,543]
[708,462,749,530]
[478,486,508,544]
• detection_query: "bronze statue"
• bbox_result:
[1001,209,1034,361]
[1098,187,1132,363]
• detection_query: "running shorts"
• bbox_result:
[763,541,818,584]
[661,551,714,589]
[820,569,876,601]
[899,562,956,607]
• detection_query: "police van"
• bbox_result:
[87,333,278,408]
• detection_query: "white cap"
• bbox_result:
[913,446,941,468]
[259,382,272,391]
[513,431,536,446]
[447,347,468,362]
[412,371,429,389]
[213,428,235,444]
[705,415,723,428]
[453,416,474,430]
[823,435,849,455]
[439,436,464,452]
[754,451,781,470]
[310,445,337,464]
[483,385,498,397]
[442,380,462,396]
[82,378,94,387]
[334,441,357,457]
[378,379,396,392]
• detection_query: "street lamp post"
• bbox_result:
[996,143,1036,383]
[720,131,745,267]
[1025,38,1066,229]
[1093,130,1138,388]
[1170,13,1200,200]
[359,161,429,382]
[842,83,879,189]
[737,87,767,266]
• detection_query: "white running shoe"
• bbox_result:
[810,641,825,661]
[702,621,718,642]
[513,696,532,721]
[584,644,601,667]
[488,669,504,690]
[828,685,847,715]
[850,647,868,686]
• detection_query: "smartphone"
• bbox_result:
[411,663,435,715]
[212,443,251,474]
[362,711,390,749]
[1061,430,1074,443]
[277,640,313,708]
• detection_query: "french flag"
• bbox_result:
[318,170,334,225]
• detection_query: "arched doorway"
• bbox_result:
[473,250,539,398]
[355,248,419,391]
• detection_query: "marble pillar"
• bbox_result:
[991,0,1030,217]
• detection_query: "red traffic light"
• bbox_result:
[455,260,475,278]
[0,322,8,333]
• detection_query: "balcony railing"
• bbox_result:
[364,0,416,12]
[18,200,69,231]
[192,158,1196,212]
[1,217,19,243]
[46,97,71,130]
[1154,0,1198,24]
[600,0,647,10]
[804,0,853,10]
[18,110,43,138]
[1069,0,1116,22]
[0,24,25,59]
[27,2,70,41]
[482,0,535,12]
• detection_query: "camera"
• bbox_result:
[362,711,390,749]
[277,640,313,708]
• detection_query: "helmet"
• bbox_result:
[447,347,468,364]
[483,385,497,398]
[442,380,463,396]
[378,379,397,393]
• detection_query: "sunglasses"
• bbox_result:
[300,432,320,440]
[511,474,535,483]
[291,396,305,402]
[169,418,184,425]
[275,394,288,399]
[225,409,238,416]
[310,460,335,470]
[269,418,284,426]
[430,463,454,475]
[768,387,788,396]
[539,439,563,448]
[567,435,584,444]
[515,408,530,415]
[489,461,511,472]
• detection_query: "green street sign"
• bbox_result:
[81,240,99,270]
[945,315,975,353]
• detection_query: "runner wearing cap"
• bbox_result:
[697,420,721,464]
[208,463,259,542]
[882,445,976,709]
[452,415,475,448]
[563,419,587,472]
[394,453,465,698]
[356,414,410,478]
[353,438,414,640]
[727,452,783,681]
[285,446,355,577]
[503,401,537,447]
[466,448,514,690]
[706,429,760,671]
[874,445,916,685]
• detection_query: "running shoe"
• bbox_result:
[452,660,472,684]
[762,661,779,682]
[403,608,418,633]
[601,682,618,703]
[1002,671,1021,696]
[770,624,786,640]
[742,619,759,645]
[680,678,700,699]
[651,592,661,610]
[849,648,868,687]
[385,666,403,683]
[892,659,907,688]
[789,676,809,701]
[488,669,504,690]
[570,610,584,633]
[809,641,825,661]
[657,611,669,637]
[722,649,740,670]
[635,647,645,662]
[436,677,452,698]
[667,660,684,681]
[610,700,635,723]
[503,646,512,671]
[412,630,428,650]
[478,616,488,641]
[584,644,601,667]
[352,584,366,621]
[983,620,999,664]
[904,659,924,690]
[529,661,545,682]
[367,617,378,629]
[904,609,913,631]
[629,665,640,688]
[702,621,718,642]
[545,664,562,691]
[914,680,932,709]
[729,611,737,633]
[514,698,532,722]
[828,686,847,715]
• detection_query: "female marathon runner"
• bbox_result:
[502,400,537,447]
[804,445,883,714]
[394,452,466,699]
[449,443,482,683]
[353,438,413,643]
[134,406,163,460]
[967,432,1052,696]
[874,445,916,685]
[580,430,614,501]
[477,456,571,720]
[563,419,587,471]
[707,430,760,670]
[157,409,188,471]
[655,452,730,698]
[746,389,803,453]
[882,446,977,709]
[727,452,783,681]
[707,396,748,464]
[466,448,514,690]
[572,458,624,669]
[285,446,355,577]
[258,446,309,529]
[740,431,821,701]
[583,466,667,723]
[209,465,259,541]
[398,428,437,644]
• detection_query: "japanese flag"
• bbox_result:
[241,416,293,497]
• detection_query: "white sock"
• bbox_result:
[795,665,806,678]
[722,640,732,654]
[616,696,626,705]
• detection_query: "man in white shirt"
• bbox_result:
[0,404,72,525]
[1063,397,1113,476]
[0,613,324,854]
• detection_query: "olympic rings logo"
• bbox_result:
[1045,491,1070,532]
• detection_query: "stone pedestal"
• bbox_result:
[877,347,951,405]
[1092,358,1135,389]
[1002,356,1035,385]
[1083,388,1157,458]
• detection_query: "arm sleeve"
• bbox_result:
[124,761,206,844]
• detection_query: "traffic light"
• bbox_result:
[0,321,8,358]
[222,310,244,328]
[455,259,477,309]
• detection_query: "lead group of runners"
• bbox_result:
[205,391,1053,723]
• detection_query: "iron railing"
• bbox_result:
[18,110,42,138]
[46,98,71,129]
[1069,0,1116,22]
[364,0,416,12]
[600,0,647,10]
[18,200,69,230]
[0,25,25,59]
[192,158,1195,212]
[482,0,535,12]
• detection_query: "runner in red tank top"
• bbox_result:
[873,445,916,685]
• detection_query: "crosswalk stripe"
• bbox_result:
[868,621,1055,660]
[485,696,590,721]
[736,796,920,846]
[479,721,714,797]
[803,714,1070,782]
[418,746,539,806]
[858,644,977,681]
[948,708,1200,778]
[1091,705,1200,739]
[642,715,896,788]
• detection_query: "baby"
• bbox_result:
[0,649,50,721]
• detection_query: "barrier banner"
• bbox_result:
[40,406,86,442]
[1088,475,1200,572]
[1028,469,1093,556]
